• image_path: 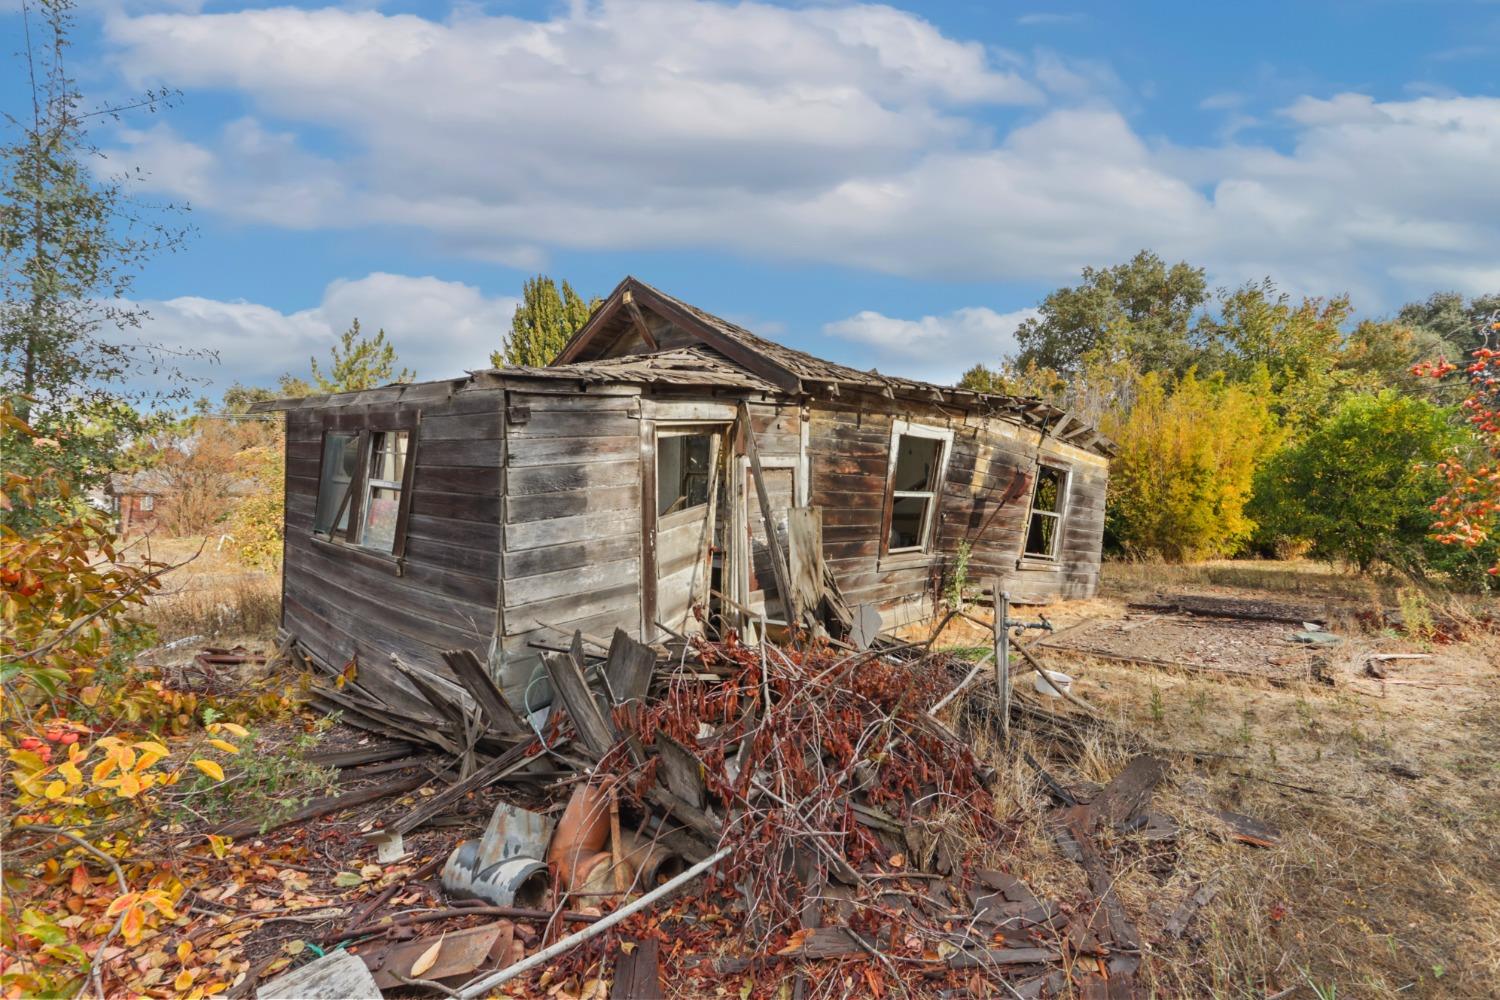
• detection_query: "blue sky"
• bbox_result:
[5,0,1499,395]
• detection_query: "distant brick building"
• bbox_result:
[106,471,169,538]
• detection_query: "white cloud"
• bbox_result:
[98,2,1500,306]
[128,273,519,399]
[824,305,1039,383]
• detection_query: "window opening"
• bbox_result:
[314,432,360,536]
[658,432,713,517]
[1024,465,1067,559]
[361,430,409,553]
[888,433,944,552]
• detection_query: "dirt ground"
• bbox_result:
[136,548,1498,998]
[915,561,1500,999]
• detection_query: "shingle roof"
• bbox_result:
[482,345,780,392]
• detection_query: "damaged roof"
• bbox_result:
[251,276,1115,457]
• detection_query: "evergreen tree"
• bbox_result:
[492,276,599,368]
[308,318,413,393]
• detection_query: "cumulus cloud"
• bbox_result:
[824,305,1039,383]
[98,1,1500,306]
[127,273,519,399]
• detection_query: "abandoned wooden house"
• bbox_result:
[253,277,1113,720]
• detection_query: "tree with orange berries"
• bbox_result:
[1413,316,1500,580]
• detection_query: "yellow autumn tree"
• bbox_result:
[1103,368,1280,561]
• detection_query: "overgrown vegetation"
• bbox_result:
[963,252,1498,586]
[491,274,600,368]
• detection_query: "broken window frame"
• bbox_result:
[312,408,421,564]
[1021,463,1070,563]
[655,426,719,522]
[139,494,154,512]
[881,419,953,557]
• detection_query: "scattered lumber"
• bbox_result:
[1128,593,1329,626]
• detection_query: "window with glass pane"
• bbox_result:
[657,432,713,517]
[361,431,409,552]
[314,432,360,535]
[888,433,943,551]
[1024,466,1067,559]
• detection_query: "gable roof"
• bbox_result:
[549,276,1115,456]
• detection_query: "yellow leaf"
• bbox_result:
[134,741,170,757]
[193,759,226,782]
[178,941,194,964]
[175,969,195,991]
[80,685,101,706]
[117,771,142,798]
[208,739,239,755]
[44,779,65,799]
[121,905,147,945]
[106,892,139,917]
[92,756,118,783]
[218,723,249,738]
[410,934,444,978]
[59,761,82,786]
[207,835,232,860]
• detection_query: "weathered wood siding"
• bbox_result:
[496,389,644,702]
[805,398,1107,615]
[281,391,504,717]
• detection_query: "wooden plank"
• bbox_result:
[1085,756,1167,832]
[506,483,639,523]
[503,533,641,581]
[505,511,638,552]
[419,411,503,440]
[417,465,502,496]
[416,437,504,468]
[740,402,798,627]
[604,628,656,706]
[506,460,639,496]
[609,937,662,1000]
[408,488,501,523]
[442,649,528,737]
[507,411,639,440]
[503,557,640,609]
[541,647,616,758]
[392,740,539,835]
[507,435,639,468]
[507,583,639,633]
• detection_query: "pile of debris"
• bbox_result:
[254,619,1217,1000]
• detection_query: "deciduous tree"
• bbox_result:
[1,0,199,518]
[492,276,599,368]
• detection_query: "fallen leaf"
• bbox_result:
[333,872,363,888]
[410,934,444,978]
[192,759,225,782]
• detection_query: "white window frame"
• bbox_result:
[358,429,410,553]
[1022,463,1070,563]
[139,494,155,512]
[883,419,954,556]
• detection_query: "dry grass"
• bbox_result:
[923,561,1500,999]
[121,533,281,643]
